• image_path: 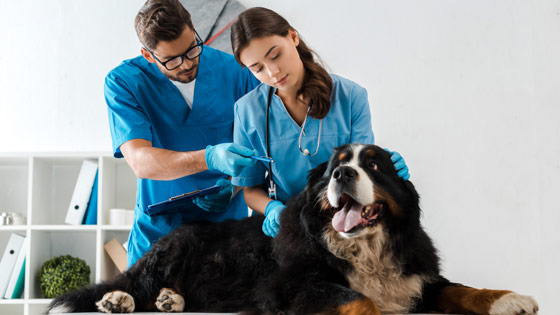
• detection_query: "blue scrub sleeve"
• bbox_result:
[105,72,153,158]
[231,102,266,187]
[350,86,375,144]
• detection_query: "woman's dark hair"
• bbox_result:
[231,7,333,119]
[135,0,194,50]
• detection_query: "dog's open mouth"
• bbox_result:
[332,194,385,233]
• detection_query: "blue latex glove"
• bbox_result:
[193,178,235,212]
[205,143,258,177]
[262,200,286,237]
[385,148,410,181]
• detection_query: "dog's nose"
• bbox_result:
[332,166,357,182]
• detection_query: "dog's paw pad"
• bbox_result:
[155,288,185,312]
[490,292,538,315]
[95,290,135,313]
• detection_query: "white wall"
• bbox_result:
[1,0,559,312]
[0,1,142,152]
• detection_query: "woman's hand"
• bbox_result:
[262,200,286,237]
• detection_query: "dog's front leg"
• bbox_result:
[436,284,538,315]
[329,296,380,315]
[155,288,185,312]
[96,290,135,313]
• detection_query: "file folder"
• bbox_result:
[4,237,27,299]
[146,185,221,217]
[0,233,25,297]
[65,160,98,225]
[82,172,99,225]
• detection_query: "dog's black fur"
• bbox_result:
[47,144,537,314]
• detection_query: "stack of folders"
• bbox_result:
[0,233,26,299]
[65,160,99,225]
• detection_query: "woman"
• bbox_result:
[230,7,409,237]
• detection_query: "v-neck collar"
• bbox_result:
[271,90,315,136]
[190,47,214,112]
[164,47,215,125]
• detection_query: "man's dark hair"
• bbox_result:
[135,0,194,50]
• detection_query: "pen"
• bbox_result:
[250,155,274,163]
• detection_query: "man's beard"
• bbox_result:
[164,64,199,83]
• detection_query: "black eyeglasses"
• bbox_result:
[147,31,204,71]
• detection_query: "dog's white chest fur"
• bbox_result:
[323,227,424,313]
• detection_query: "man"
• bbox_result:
[105,0,260,267]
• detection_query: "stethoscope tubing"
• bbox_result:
[265,86,322,200]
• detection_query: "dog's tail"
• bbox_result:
[45,275,130,314]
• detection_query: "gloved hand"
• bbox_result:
[193,178,235,212]
[205,143,258,177]
[262,200,286,237]
[385,148,410,181]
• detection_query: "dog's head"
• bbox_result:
[306,144,420,239]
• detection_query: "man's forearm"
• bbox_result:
[125,146,208,180]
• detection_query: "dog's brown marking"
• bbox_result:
[323,226,423,313]
[366,149,376,157]
[438,285,511,314]
[334,297,380,315]
[372,186,400,217]
[338,152,348,161]
[319,189,332,212]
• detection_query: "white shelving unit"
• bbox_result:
[0,153,136,315]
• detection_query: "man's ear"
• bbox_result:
[141,47,155,63]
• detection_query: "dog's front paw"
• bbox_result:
[489,292,538,315]
[95,290,135,313]
[155,288,185,312]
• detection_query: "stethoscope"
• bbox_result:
[265,86,322,199]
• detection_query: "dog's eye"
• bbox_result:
[368,161,378,170]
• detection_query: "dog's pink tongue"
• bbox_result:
[332,203,363,232]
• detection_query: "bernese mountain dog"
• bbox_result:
[47,144,538,314]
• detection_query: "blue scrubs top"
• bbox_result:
[105,46,259,267]
[232,74,374,203]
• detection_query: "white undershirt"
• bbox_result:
[171,79,196,109]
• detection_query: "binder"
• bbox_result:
[65,160,98,225]
[7,258,25,299]
[0,233,25,297]
[4,237,27,299]
[82,171,99,225]
[146,185,221,217]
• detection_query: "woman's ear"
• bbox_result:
[289,29,300,47]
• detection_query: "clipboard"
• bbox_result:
[146,185,221,217]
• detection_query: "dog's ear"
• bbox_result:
[306,161,329,185]
[299,206,323,240]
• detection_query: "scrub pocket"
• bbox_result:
[191,120,234,147]
[205,120,234,144]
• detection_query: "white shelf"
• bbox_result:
[0,299,25,305]
[27,299,53,304]
[100,225,133,231]
[29,225,98,231]
[0,225,132,232]
[0,226,27,231]
[0,153,136,315]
